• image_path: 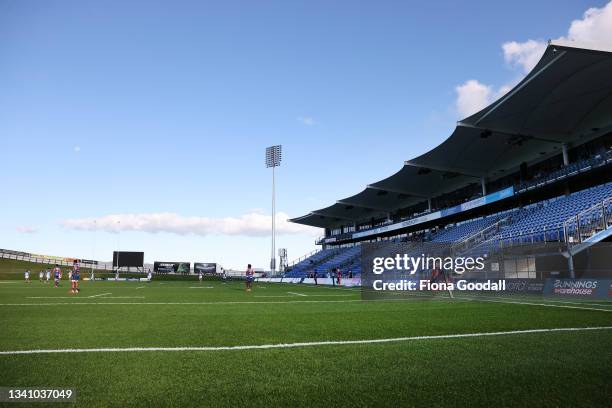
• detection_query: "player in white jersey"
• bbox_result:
[24,270,31,283]
[45,269,51,284]
[39,271,43,283]
[198,271,203,283]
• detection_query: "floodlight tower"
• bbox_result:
[265,145,282,273]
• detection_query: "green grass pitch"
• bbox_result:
[0,275,611,407]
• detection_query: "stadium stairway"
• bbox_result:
[497,183,612,245]
[460,183,612,256]
[285,247,347,277]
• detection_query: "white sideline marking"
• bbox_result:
[189,287,214,289]
[2,299,368,306]
[26,297,80,299]
[460,294,612,308]
[303,294,353,297]
[255,294,352,298]
[307,285,361,292]
[287,292,307,297]
[460,296,612,312]
[98,296,145,299]
[255,295,301,298]
[88,293,112,298]
[2,297,611,311]
[135,286,145,290]
[1,326,610,355]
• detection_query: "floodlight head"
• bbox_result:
[265,145,282,168]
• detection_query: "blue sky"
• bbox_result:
[1,0,610,269]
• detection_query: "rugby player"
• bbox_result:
[245,264,254,292]
[53,265,61,288]
[70,260,80,294]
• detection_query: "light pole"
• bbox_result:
[265,145,282,273]
[91,219,96,278]
[116,220,121,276]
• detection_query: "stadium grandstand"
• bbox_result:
[287,40,612,280]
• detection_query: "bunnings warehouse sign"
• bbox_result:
[544,278,612,298]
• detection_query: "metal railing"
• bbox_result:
[286,249,321,269]
[451,215,513,255]
[0,251,113,270]
[563,196,612,245]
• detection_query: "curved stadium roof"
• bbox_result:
[291,40,612,229]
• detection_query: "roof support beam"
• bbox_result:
[311,211,362,222]
[456,122,568,144]
[336,200,392,212]
[402,162,486,178]
[366,184,431,198]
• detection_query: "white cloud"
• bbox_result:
[566,1,612,44]
[297,116,315,126]
[16,226,38,234]
[455,79,517,118]
[502,39,547,73]
[60,211,318,237]
[455,1,612,118]
[74,146,81,152]
[455,80,493,118]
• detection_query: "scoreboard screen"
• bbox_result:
[113,251,144,268]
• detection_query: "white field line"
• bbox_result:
[460,296,612,312]
[287,292,307,297]
[304,285,362,292]
[3,299,368,306]
[135,286,145,290]
[1,326,610,356]
[97,296,145,299]
[0,286,147,290]
[301,294,353,297]
[88,293,112,298]
[26,297,81,299]
[255,295,303,298]
[25,294,145,300]
[455,294,612,308]
[255,294,352,298]
[189,287,214,289]
[2,297,611,312]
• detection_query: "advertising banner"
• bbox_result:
[194,263,217,275]
[154,262,190,274]
[544,278,612,298]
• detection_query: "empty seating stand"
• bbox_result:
[287,183,612,279]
